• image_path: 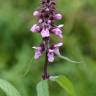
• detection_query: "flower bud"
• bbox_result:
[39,19,43,23]
[54,14,62,20]
[33,11,40,17]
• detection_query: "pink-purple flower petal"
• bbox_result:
[52,28,63,38]
[33,11,40,17]
[54,14,62,20]
[41,28,50,38]
[47,49,54,62]
[32,46,42,59]
[30,24,40,32]
[34,50,41,59]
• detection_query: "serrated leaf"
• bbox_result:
[50,75,76,96]
[0,79,21,96]
[36,80,49,96]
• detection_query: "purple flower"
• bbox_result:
[32,46,42,59]
[47,49,54,62]
[32,44,45,59]
[30,24,40,32]
[30,1,64,39]
[54,14,62,20]
[47,43,63,62]
[53,43,63,54]
[33,11,40,17]
[52,27,63,38]
[41,28,50,38]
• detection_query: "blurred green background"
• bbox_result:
[0,0,96,96]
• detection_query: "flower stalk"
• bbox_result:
[42,37,49,80]
[31,0,64,80]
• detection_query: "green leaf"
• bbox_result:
[55,49,80,64]
[50,75,76,96]
[58,55,80,63]
[0,79,21,96]
[36,80,49,96]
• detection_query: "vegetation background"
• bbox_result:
[0,0,96,96]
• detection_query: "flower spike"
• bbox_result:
[30,0,80,80]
